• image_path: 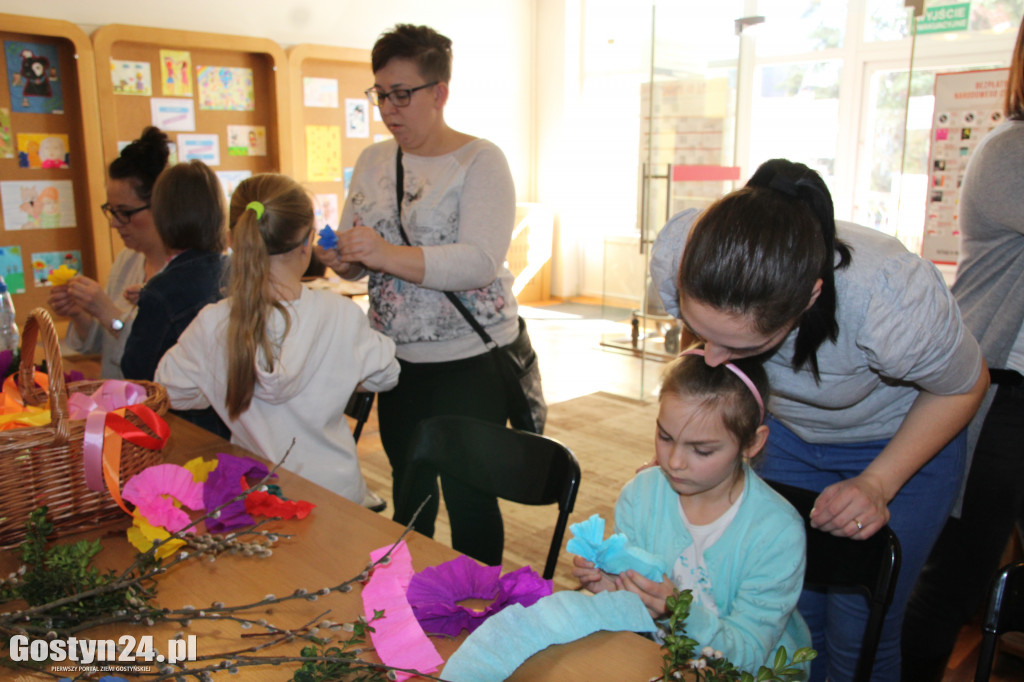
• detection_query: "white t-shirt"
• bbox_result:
[671,484,747,614]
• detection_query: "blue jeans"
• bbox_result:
[757,417,965,682]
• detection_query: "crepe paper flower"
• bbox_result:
[203,452,274,533]
[47,264,78,286]
[317,224,338,249]
[122,464,205,533]
[442,590,657,681]
[406,555,552,637]
[566,513,668,582]
[244,489,315,520]
[184,455,219,483]
[127,513,186,559]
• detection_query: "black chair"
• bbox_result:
[344,391,386,512]
[395,415,581,580]
[975,561,1024,682]
[344,391,375,443]
[767,479,902,682]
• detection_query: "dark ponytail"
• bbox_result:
[745,159,852,379]
[678,159,852,382]
[108,126,170,202]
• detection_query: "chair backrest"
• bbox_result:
[767,479,902,682]
[975,561,1024,682]
[401,415,581,580]
[344,392,375,443]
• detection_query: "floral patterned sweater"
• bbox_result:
[340,138,519,363]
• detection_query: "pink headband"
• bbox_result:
[679,348,765,423]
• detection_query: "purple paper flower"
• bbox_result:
[202,452,275,533]
[406,555,552,637]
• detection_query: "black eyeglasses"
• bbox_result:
[364,81,438,108]
[101,203,150,225]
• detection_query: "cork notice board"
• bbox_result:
[0,14,107,333]
[287,44,390,233]
[92,23,290,261]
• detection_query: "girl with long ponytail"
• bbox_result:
[156,173,400,504]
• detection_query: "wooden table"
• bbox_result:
[1,415,665,680]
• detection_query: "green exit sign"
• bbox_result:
[917,3,971,34]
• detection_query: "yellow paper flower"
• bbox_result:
[184,456,218,482]
[47,264,78,286]
[127,513,185,559]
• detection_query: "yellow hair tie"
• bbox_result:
[246,201,265,220]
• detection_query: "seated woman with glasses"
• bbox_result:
[49,126,171,379]
[316,24,524,566]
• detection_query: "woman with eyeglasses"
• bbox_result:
[49,126,171,379]
[316,24,525,567]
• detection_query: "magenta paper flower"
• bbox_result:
[203,452,275,533]
[406,555,552,637]
[122,463,205,533]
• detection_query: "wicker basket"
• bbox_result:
[0,308,169,547]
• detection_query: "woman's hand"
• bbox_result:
[337,225,394,272]
[65,276,112,318]
[810,472,890,539]
[48,284,80,317]
[571,555,617,594]
[122,284,143,306]
[616,569,676,619]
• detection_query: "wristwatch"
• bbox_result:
[110,317,124,332]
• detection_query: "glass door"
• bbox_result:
[596,1,745,400]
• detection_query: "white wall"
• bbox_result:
[0,0,535,202]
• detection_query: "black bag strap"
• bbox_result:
[395,146,498,350]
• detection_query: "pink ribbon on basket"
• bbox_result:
[72,380,151,493]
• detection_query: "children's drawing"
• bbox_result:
[0,180,76,230]
[227,125,267,156]
[17,133,70,169]
[4,41,63,114]
[178,134,220,166]
[110,59,152,96]
[0,246,26,293]
[196,66,254,111]
[215,170,252,205]
[150,98,196,132]
[303,77,339,108]
[345,98,369,138]
[305,126,342,182]
[160,49,193,97]
[314,193,339,230]
[30,250,81,287]
[0,108,12,158]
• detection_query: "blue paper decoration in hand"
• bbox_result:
[317,225,338,249]
[566,513,668,581]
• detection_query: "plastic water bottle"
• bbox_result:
[0,277,19,352]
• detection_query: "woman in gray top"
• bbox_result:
[651,159,988,682]
[316,24,525,567]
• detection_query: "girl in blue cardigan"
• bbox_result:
[572,351,810,672]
